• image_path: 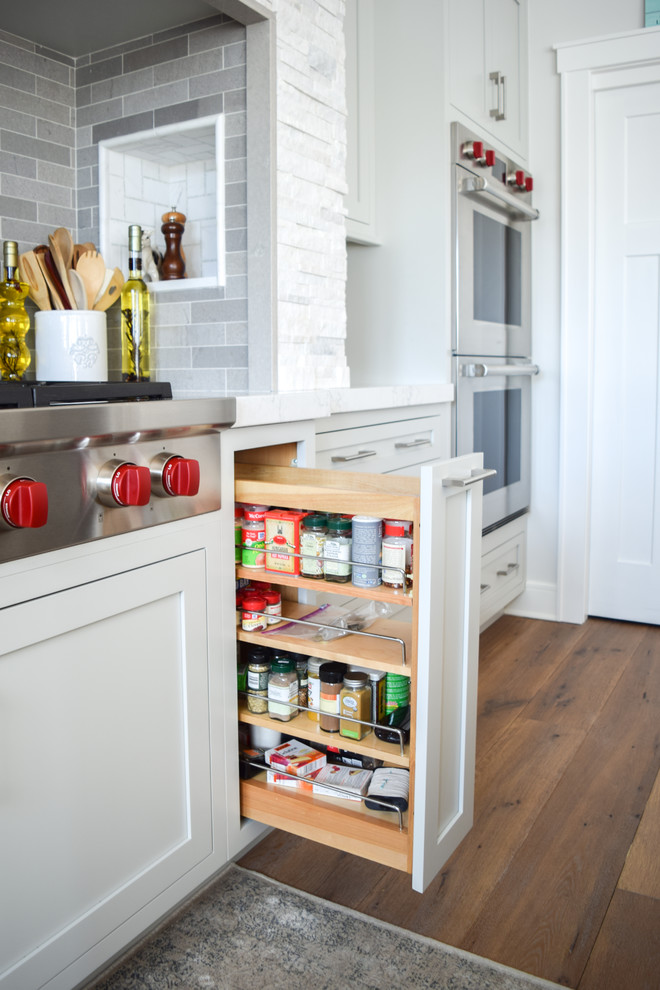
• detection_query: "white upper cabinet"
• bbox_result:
[345,0,379,243]
[448,0,529,160]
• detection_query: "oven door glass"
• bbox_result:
[453,164,531,357]
[454,358,532,533]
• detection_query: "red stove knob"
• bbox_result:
[462,140,484,160]
[150,453,201,497]
[1,477,48,528]
[97,460,151,507]
[525,175,534,192]
[484,149,496,167]
[162,456,200,497]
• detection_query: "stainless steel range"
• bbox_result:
[0,382,236,990]
[0,382,235,565]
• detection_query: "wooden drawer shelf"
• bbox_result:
[237,602,412,674]
[238,701,410,767]
[240,774,410,873]
[236,564,413,607]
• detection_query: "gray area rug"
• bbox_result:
[88,865,561,990]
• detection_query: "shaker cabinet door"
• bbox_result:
[412,453,483,892]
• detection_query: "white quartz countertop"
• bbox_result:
[231,383,454,429]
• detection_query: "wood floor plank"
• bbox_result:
[460,625,660,987]
[618,767,660,899]
[477,618,585,756]
[521,618,645,732]
[577,889,660,990]
[352,717,586,943]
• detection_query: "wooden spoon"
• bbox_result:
[72,242,96,268]
[48,232,75,307]
[76,250,106,310]
[68,268,87,310]
[19,250,51,310]
[33,246,65,310]
[93,268,125,312]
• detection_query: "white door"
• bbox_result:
[412,452,483,892]
[588,81,660,623]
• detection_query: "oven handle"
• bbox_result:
[461,362,540,378]
[461,173,540,221]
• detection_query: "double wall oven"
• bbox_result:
[451,123,539,534]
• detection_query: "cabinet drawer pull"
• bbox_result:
[331,449,377,462]
[496,562,519,577]
[443,467,497,488]
[489,70,506,121]
[394,438,431,449]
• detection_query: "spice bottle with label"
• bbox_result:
[289,653,308,709]
[324,516,352,583]
[268,657,299,721]
[300,514,327,579]
[307,656,324,721]
[261,588,282,624]
[246,647,270,714]
[340,671,372,740]
[319,661,345,732]
[368,669,387,725]
[241,594,267,632]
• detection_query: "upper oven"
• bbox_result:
[451,122,539,358]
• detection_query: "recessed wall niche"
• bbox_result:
[98,115,225,293]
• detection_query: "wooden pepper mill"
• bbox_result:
[160,208,186,280]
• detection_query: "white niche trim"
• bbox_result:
[98,114,226,293]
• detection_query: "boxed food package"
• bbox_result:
[265,509,308,576]
[265,738,326,777]
[266,770,316,790]
[311,763,373,801]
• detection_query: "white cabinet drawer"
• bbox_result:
[480,520,526,627]
[315,415,448,474]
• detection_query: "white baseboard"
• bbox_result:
[504,580,561,623]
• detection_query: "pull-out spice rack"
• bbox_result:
[234,461,419,874]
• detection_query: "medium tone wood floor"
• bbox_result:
[239,615,660,989]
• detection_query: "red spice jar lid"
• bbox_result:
[242,595,267,612]
[261,589,281,605]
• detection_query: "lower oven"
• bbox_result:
[0,386,235,990]
[453,356,538,534]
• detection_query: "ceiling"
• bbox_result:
[0,0,220,58]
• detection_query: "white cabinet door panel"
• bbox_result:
[412,453,483,892]
[0,551,212,990]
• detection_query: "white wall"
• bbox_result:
[511,0,643,620]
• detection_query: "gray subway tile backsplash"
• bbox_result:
[0,13,248,394]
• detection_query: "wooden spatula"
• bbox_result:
[19,250,51,310]
[76,250,106,310]
[93,268,125,311]
[48,232,75,307]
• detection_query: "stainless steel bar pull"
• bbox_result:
[461,362,540,378]
[442,468,497,488]
[461,173,540,221]
[331,449,377,462]
[489,70,506,121]
[394,439,431,449]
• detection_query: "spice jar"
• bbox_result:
[324,516,352,583]
[261,587,282,624]
[268,657,299,721]
[241,594,267,632]
[351,516,382,588]
[340,671,371,740]
[385,672,411,713]
[381,536,410,589]
[300,514,327,579]
[307,656,324,721]
[319,661,345,732]
[368,669,386,725]
[241,519,265,568]
[289,653,308,709]
[246,647,270,714]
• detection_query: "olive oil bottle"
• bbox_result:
[0,240,30,381]
[120,224,150,381]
